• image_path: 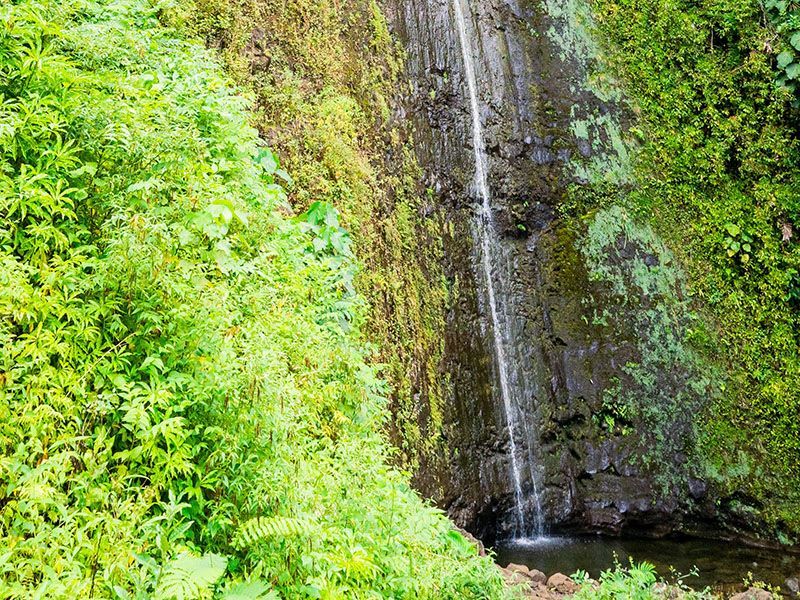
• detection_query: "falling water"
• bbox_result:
[451,0,544,538]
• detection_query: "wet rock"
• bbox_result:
[546,572,578,595]
[730,588,773,600]
[688,478,707,500]
[383,0,717,542]
[786,577,799,595]
[584,440,612,475]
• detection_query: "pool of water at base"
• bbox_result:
[494,536,800,595]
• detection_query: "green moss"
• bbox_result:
[577,205,716,491]
[583,0,800,532]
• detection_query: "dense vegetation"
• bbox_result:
[0,0,509,596]
[168,0,454,483]
[582,0,800,535]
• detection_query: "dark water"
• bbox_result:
[495,536,800,595]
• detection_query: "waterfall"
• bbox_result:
[451,0,544,538]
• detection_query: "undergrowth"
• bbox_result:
[0,0,510,597]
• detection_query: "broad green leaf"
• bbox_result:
[786,62,800,79]
[778,50,794,69]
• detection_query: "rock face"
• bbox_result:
[787,577,800,595]
[382,0,720,542]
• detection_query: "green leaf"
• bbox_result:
[725,223,741,236]
[778,50,794,69]
[791,31,800,51]
[255,148,278,175]
[155,553,228,600]
[70,162,98,178]
[766,0,789,12]
[786,62,800,79]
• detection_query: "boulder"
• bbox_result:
[500,564,533,587]
[502,563,547,585]
[786,577,799,595]
[546,572,579,595]
[528,569,548,585]
[729,588,772,600]
[506,562,531,576]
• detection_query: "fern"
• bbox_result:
[154,553,228,600]
[220,581,279,600]
[235,516,316,548]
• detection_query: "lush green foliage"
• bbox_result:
[572,561,712,600]
[583,0,800,534]
[168,0,454,479]
[765,0,800,96]
[0,0,510,597]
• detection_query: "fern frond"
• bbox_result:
[154,552,228,600]
[235,515,316,548]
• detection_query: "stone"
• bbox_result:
[688,478,707,500]
[500,566,532,587]
[653,582,668,595]
[528,569,547,585]
[651,582,682,599]
[729,588,773,600]
[786,577,799,595]
[506,563,531,576]
[547,572,579,595]
[503,563,547,585]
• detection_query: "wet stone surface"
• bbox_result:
[381,0,719,542]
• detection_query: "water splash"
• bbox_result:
[451,0,544,537]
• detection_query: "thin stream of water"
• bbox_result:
[450,0,543,537]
